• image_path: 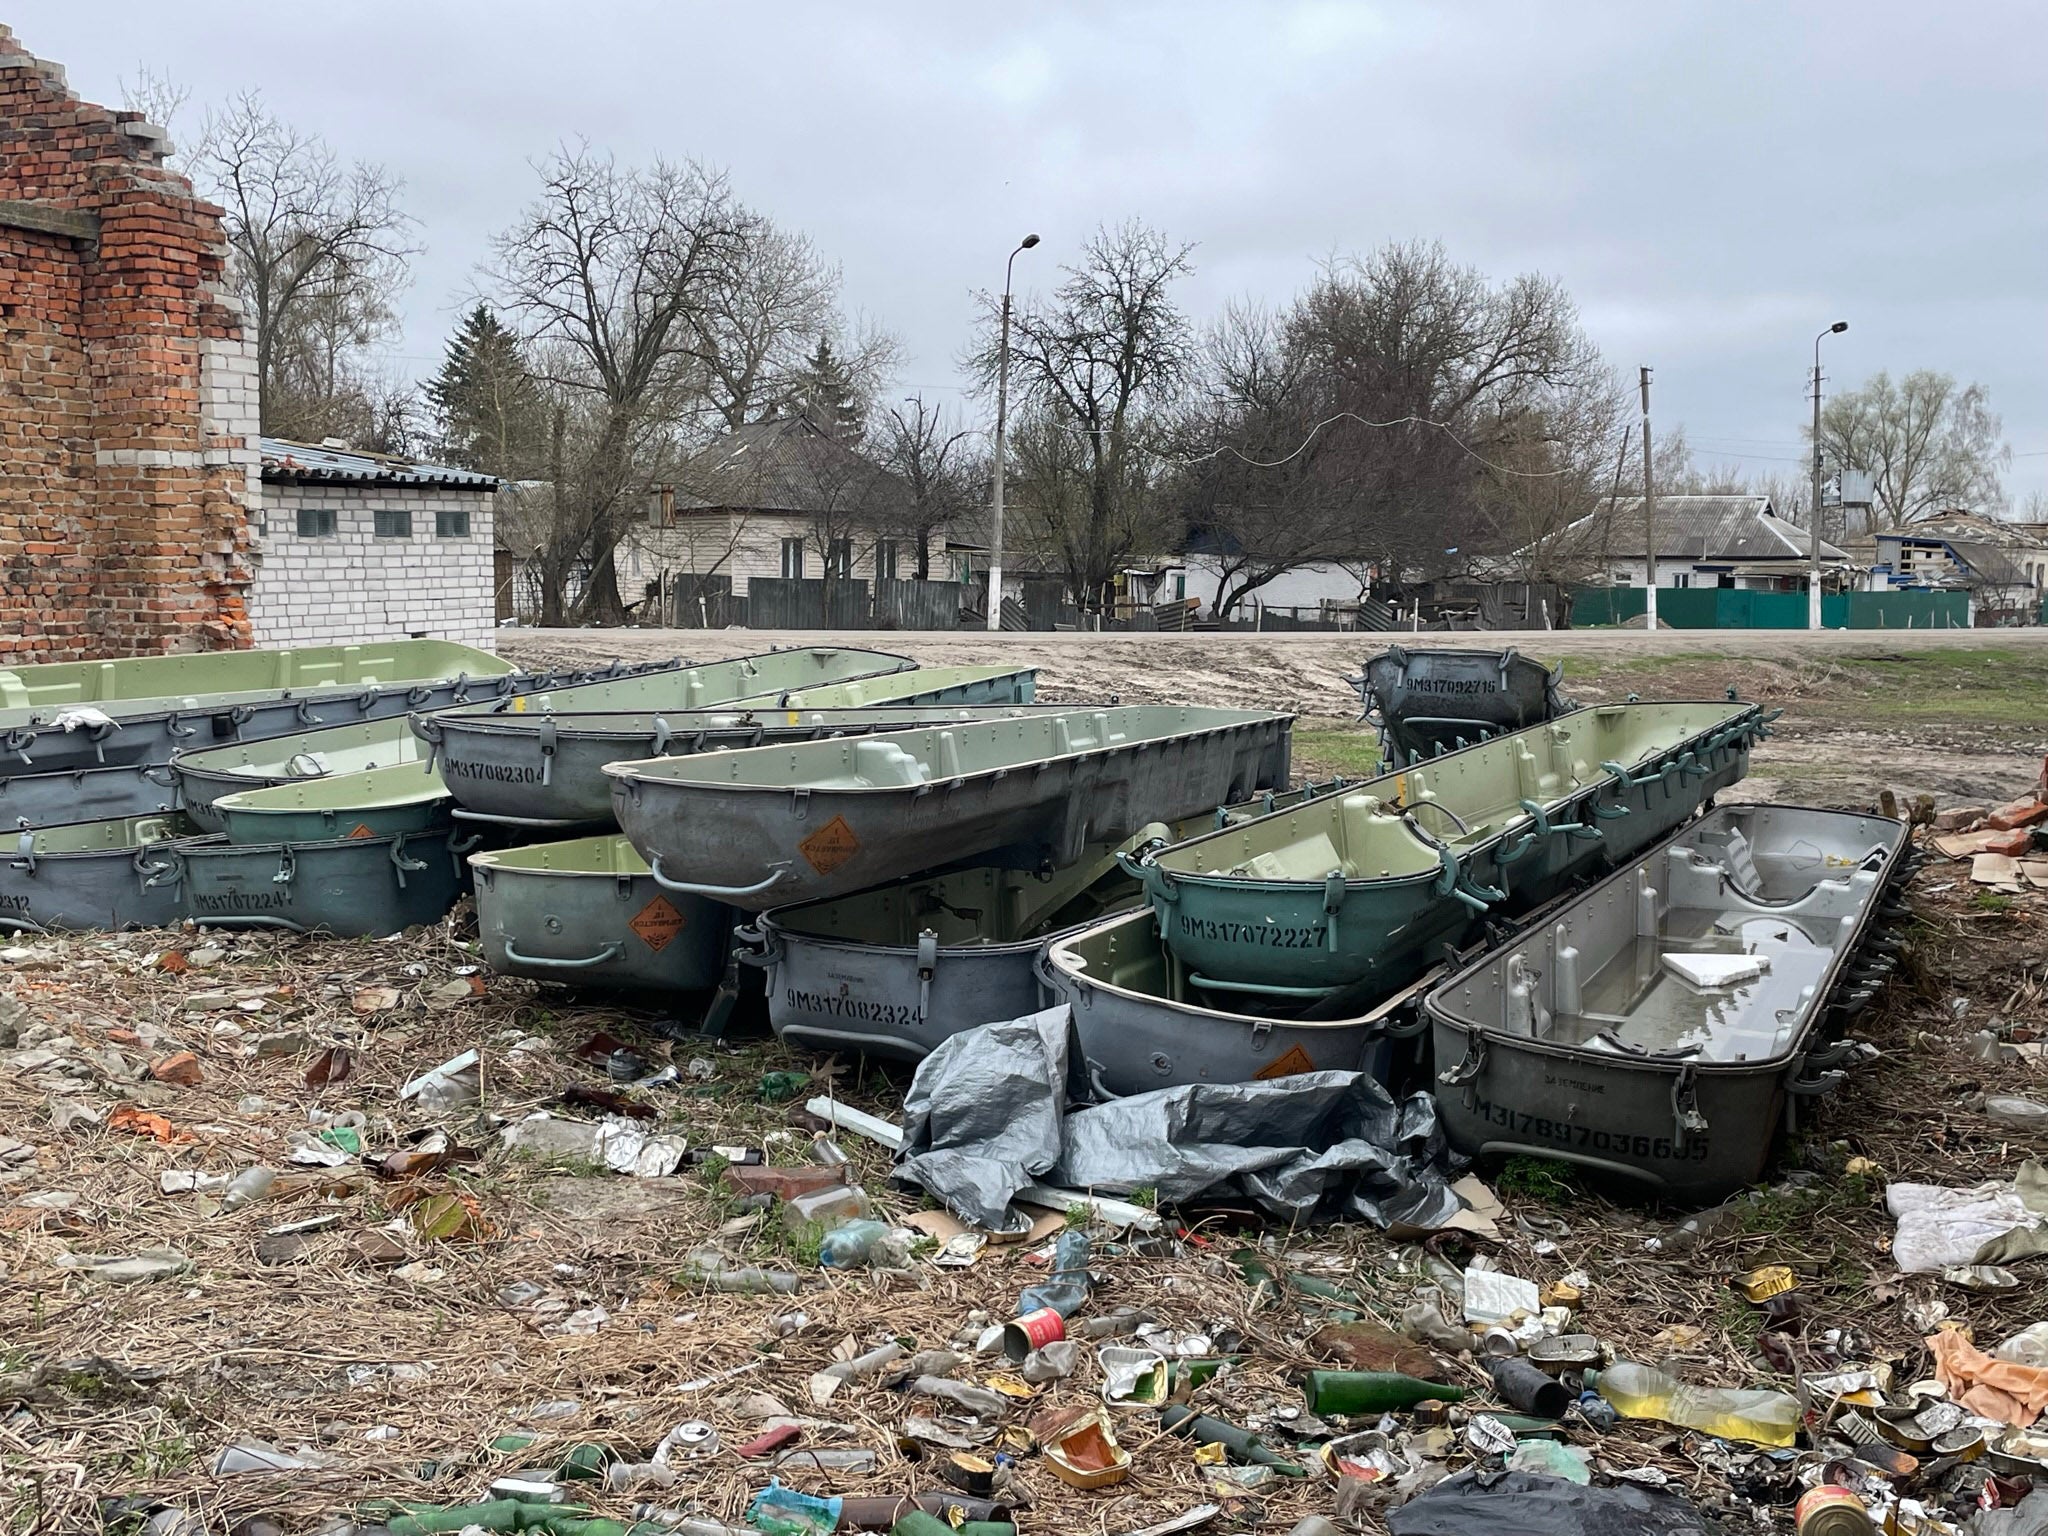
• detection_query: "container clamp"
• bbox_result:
[916,929,940,1019]
[731,924,781,969]
[412,713,443,776]
[295,698,321,726]
[272,847,297,886]
[648,716,672,757]
[1438,1031,1488,1110]
[227,704,256,739]
[648,856,789,901]
[12,819,36,875]
[450,673,473,706]
[406,685,433,707]
[135,844,183,892]
[525,716,555,787]
[1671,1066,1708,1150]
[5,728,37,764]
[389,834,429,889]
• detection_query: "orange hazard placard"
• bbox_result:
[346,823,376,840]
[628,896,687,953]
[1254,1044,1316,1081]
[798,815,861,876]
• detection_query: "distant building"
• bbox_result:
[1865,511,2046,621]
[247,438,499,648]
[615,416,919,620]
[1511,493,1849,592]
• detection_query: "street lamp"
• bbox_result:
[1809,319,1848,630]
[986,233,1039,632]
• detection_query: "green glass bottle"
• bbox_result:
[1157,1405,1306,1475]
[1301,1370,1468,1416]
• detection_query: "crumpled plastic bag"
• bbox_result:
[1975,1488,2048,1536]
[1887,1161,2048,1273]
[1387,1469,1717,1536]
[895,1005,1459,1232]
[1927,1327,2048,1427]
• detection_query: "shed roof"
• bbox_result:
[259,437,499,490]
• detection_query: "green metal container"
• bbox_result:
[1,813,194,933]
[211,763,452,846]
[423,661,1034,828]
[0,639,518,775]
[1127,700,1767,998]
[470,834,736,993]
[607,705,1296,911]
[171,715,426,832]
[179,827,466,936]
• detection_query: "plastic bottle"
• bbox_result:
[221,1166,276,1211]
[822,1341,905,1382]
[1300,1370,1468,1416]
[682,1246,801,1295]
[784,1184,875,1233]
[1017,1230,1092,1317]
[912,1375,1006,1416]
[818,1219,891,1268]
[1587,1361,1799,1448]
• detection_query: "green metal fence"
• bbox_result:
[1572,587,1970,630]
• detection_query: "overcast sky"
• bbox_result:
[19,1,2047,503]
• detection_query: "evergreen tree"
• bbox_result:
[798,335,864,439]
[426,303,543,475]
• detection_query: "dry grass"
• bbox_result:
[3,842,2046,1534]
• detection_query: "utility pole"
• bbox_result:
[986,233,1040,631]
[1810,321,1849,630]
[1639,366,1657,632]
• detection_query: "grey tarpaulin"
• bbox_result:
[1387,1471,1723,1536]
[895,1006,1460,1232]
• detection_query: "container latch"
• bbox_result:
[1672,1065,1708,1147]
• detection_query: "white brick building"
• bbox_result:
[246,438,500,649]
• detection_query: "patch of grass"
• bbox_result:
[1973,891,2016,913]
[1294,728,1382,779]
[121,1431,193,1479]
[1494,1155,1583,1205]
[1128,1185,1158,1210]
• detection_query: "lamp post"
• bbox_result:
[1809,320,1848,630]
[986,232,1039,632]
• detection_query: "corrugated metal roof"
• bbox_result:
[1545,494,1848,563]
[259,437,500,490]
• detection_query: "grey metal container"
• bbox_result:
[0,758,182,831]
[607,705,1296,912]
[1426,802,1912,1201]
[423,677,1046,830]
[469,833,737,993]
[171,715,427,833]
[0,814,192,933]
[178,827,467,936]
[1038,905,1405,1096]
[747,781,1362,1062]
[1348,645,1574,765]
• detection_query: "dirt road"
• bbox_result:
[501,626,2048,809]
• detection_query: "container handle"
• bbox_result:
[647,856,789,900]
[649,716,672,757]
[355,685,383,713]
[502,937,623,971]
[1438,1030,1488,1089]
[1671,1065,1709,1147]
[135,845,183,890]
[407,685,434,707]
[142,764,177,788]
[1189,972,1344,999]
[163,713,196,741]
[5,728,38,763]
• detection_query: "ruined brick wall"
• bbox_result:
[0,26,257,663]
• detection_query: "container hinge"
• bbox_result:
[789,786,811,819]
[1672,1065,1708,1145]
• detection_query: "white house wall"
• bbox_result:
[246,482,497,649]
[619,512,911,597]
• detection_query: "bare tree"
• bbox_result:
[695,220,902,429]
[972,221,1196,613]
[1817,369,2009,526]
[193,93,417,439]
[483,146,750,625]
[877,395,975,579]
[117,65,188,164]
